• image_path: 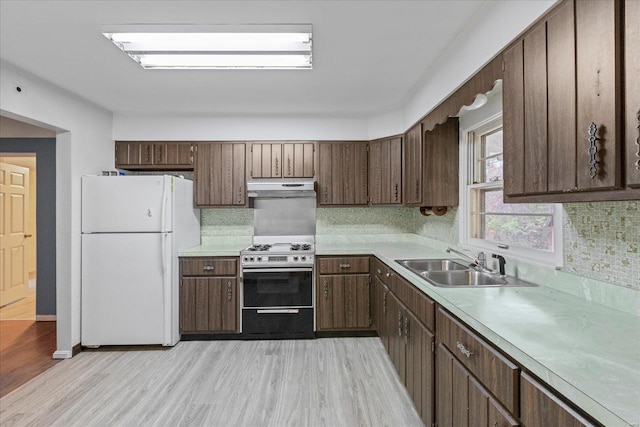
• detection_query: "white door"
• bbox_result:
[0,162,30,307]
[81,175,173,233]
[81,232,171,346]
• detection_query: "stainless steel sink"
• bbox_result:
[422,270,506,286]
[395,258,537,288]
[395,259,470,274]
[421,270,537,288]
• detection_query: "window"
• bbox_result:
[460,114,562,267]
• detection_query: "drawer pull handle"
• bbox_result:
[340,263,351,269]
[203,265,215,271]
[227,281,232,301]
[398,311,403,337]
[456,341,473,358]
[323,281,328,297]
[587,122,599,179]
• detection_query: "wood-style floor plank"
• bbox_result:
[0,338,423,427]
[0,320,59,398]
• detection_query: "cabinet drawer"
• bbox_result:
[436,307,519,415]
[180,257,238,276]
[317,256,370,274]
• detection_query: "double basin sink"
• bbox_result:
[395,259,537,288]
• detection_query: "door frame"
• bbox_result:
[0,138,56,319]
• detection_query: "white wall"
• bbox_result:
[0,59,114,358]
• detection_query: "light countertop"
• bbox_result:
[180,238,640,426]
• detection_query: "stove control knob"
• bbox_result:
[293,256,299,261]
[243,257,248,262]
[257,256,262,262]
[250,256,255,262]
[301,256,306,261]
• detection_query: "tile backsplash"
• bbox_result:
[563,201,639,290]
[200,200,639,291]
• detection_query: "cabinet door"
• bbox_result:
[387,292,406,383]
[520,373,594,427]
[153,142,193,167]
[250,143,282,178]
[317,274,370,330]
[318,142,369,205]
[436,344,469,427]
[502,41,525,197]
[283,142,315,178]
[422,118,459,206]
[370,137,402,205]
[194,143,246,207]
[437,345,518,427]
[317,275,344,330]
[575,0,622,190]
[405,309,435,426]
[626,0,640,188]
[404,123,423,205]
[523,20,548,194]
[180,277,238,333]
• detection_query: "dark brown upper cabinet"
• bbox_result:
[249,142,315,179]
[502,0,638,202]
[625,0,640,188]
[369,137,402,205]
[317,141,369,206]
[404,123,423,206]
[115,141,194,171]
[422,117,459,207]
[194,142,246,207]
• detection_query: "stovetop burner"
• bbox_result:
[241,241,315,267]
[246,244,272,251]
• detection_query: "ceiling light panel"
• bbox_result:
[102,24,312,70]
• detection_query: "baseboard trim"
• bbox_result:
[36,315,56,321]
[72,343,82,356]
[52,350,72,359]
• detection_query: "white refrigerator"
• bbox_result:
[81,175,200,347]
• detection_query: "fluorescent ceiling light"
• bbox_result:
[103,24,312,70]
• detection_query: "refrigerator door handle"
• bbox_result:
[160,177,168,233]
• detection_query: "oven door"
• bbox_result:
[242,268,313,308]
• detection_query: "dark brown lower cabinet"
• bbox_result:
[180,277,238,334]
[375,262,435,426]
[437,344,519,427]
[316,274,371,330]
[520,372,595,427]
[179,257,239,335]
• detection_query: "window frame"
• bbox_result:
[459,112,563,268]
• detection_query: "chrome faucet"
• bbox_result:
[446,247,493,273]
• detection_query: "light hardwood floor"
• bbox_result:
[0,288,36,321]
[0,338,423,427]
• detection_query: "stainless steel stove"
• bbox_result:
[241,179,317,340]
[241,242,315,268]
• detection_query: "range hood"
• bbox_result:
[247,179,316,198]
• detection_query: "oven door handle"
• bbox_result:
[256,309,300,314]
[242,268,312,273]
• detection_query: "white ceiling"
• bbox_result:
[0,1,490,117]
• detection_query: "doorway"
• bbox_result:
[0,135,58,397]
[1,155,37,320]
